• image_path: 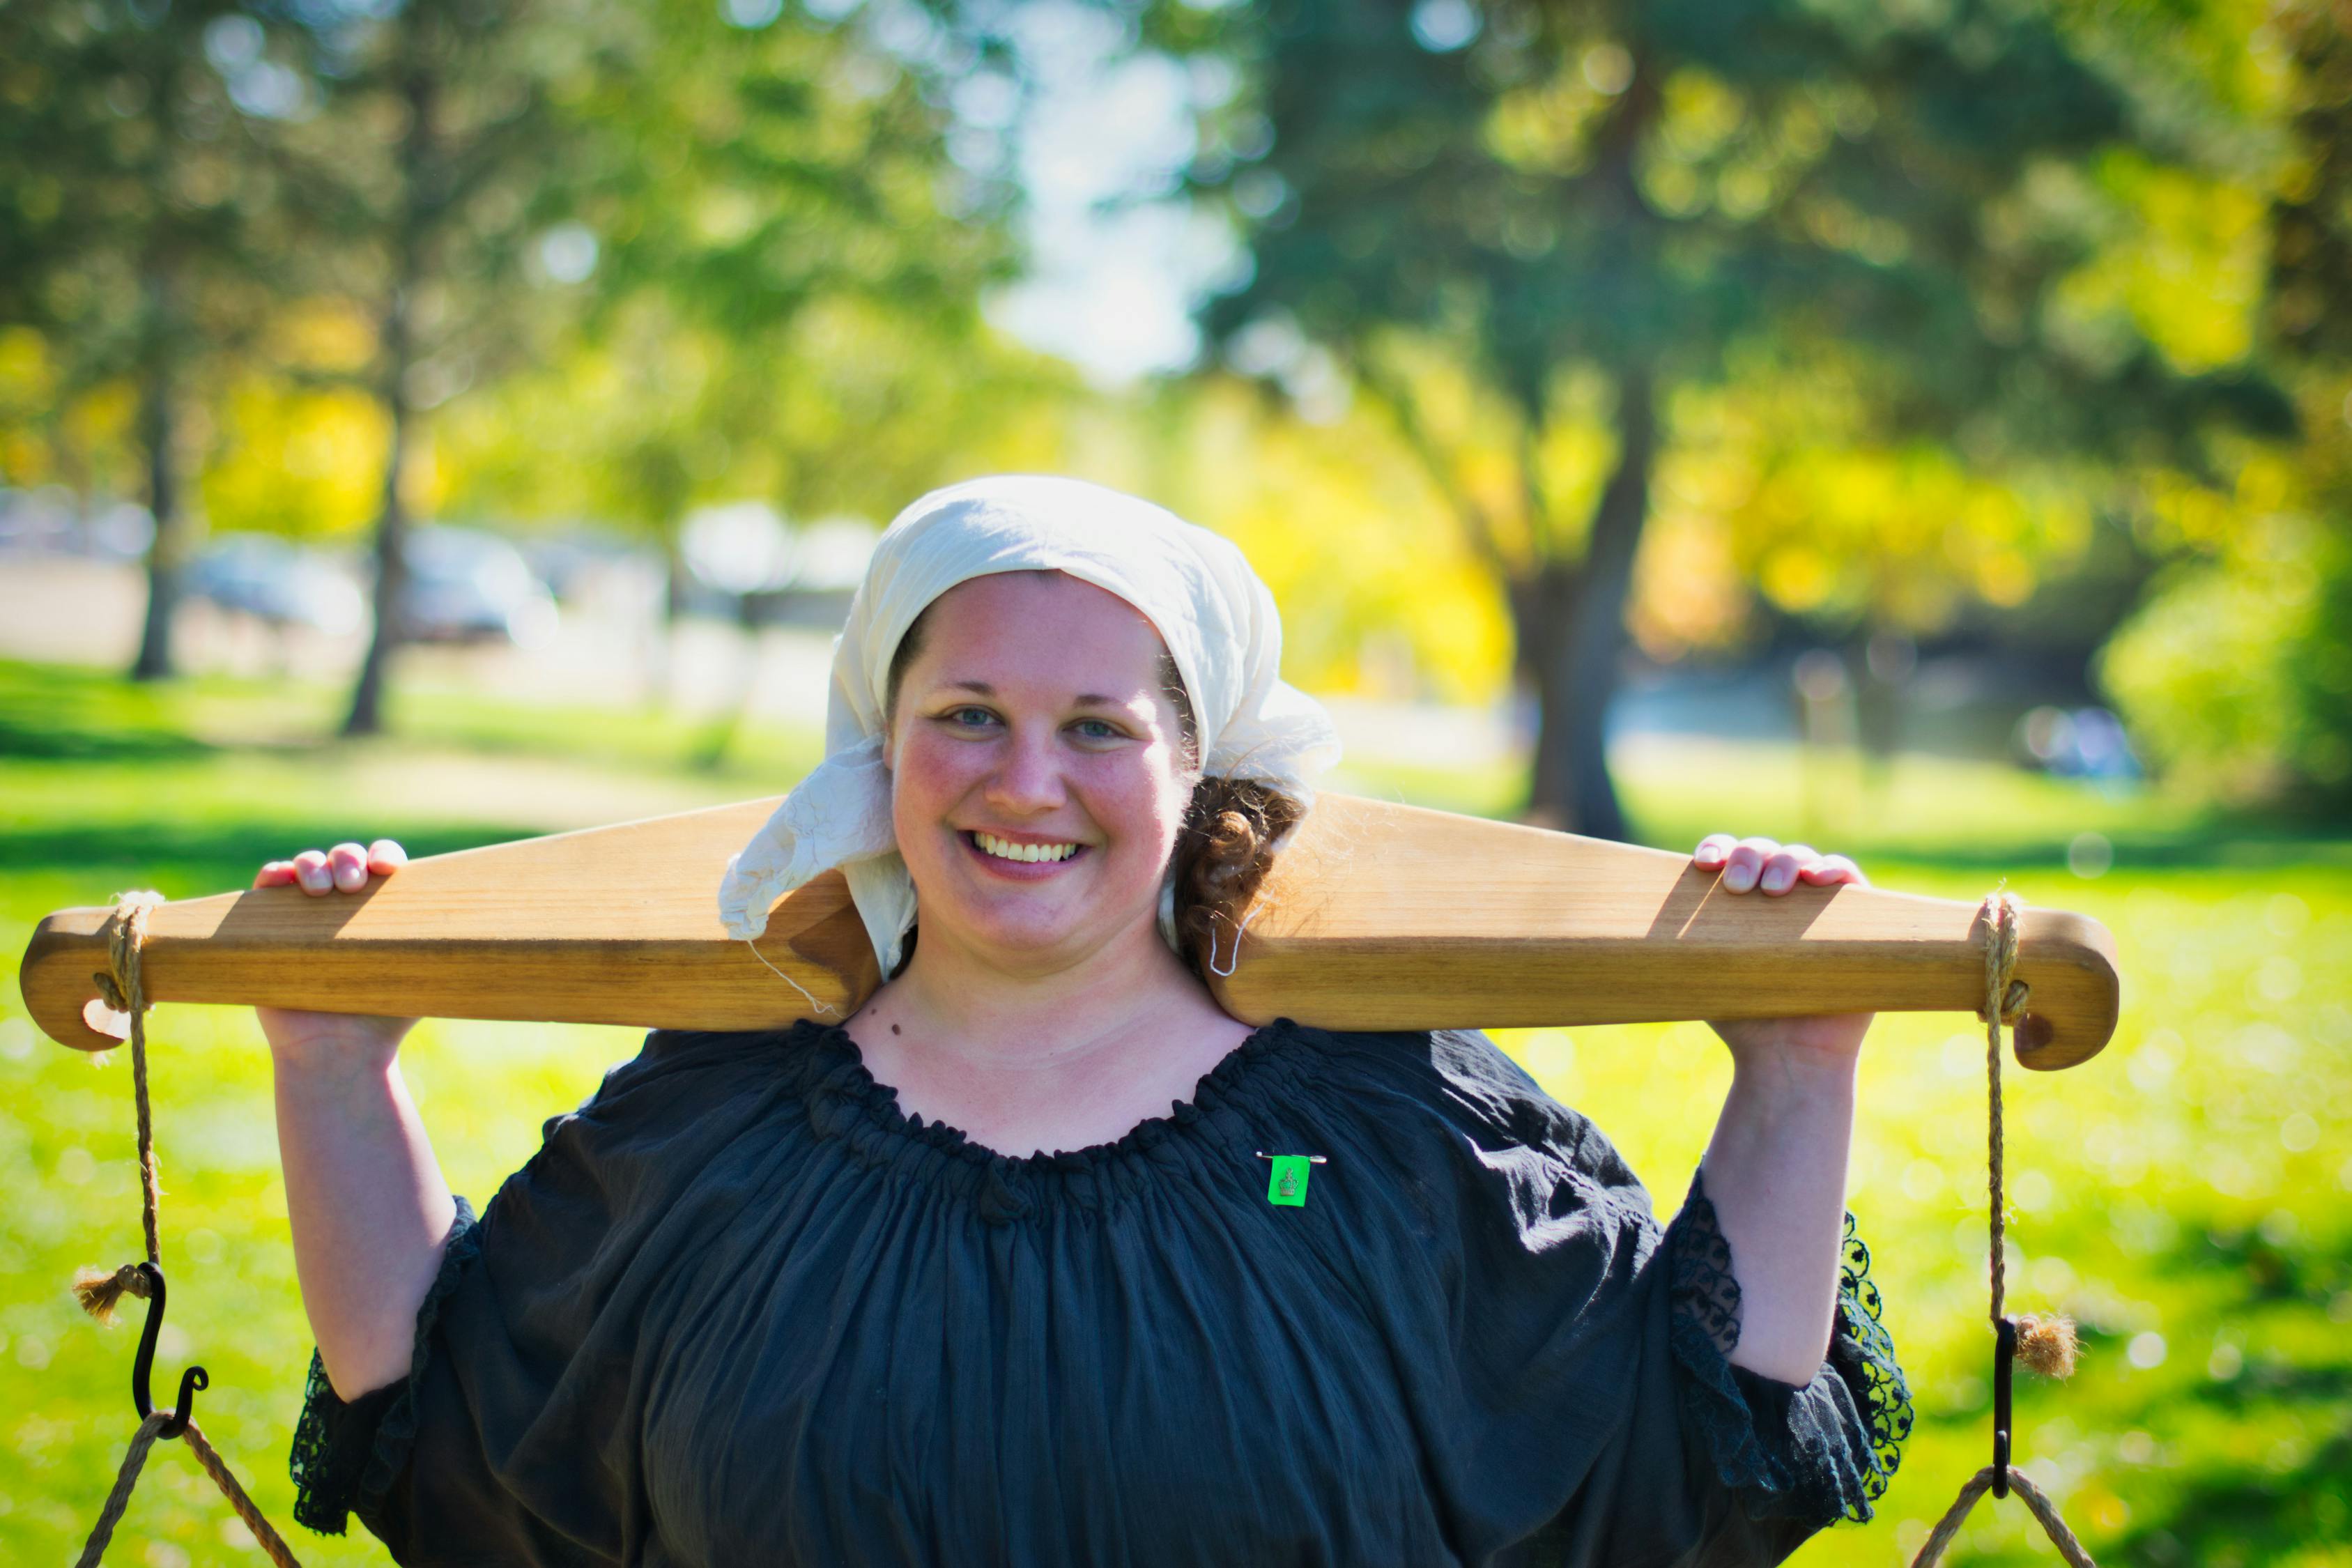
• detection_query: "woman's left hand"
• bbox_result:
[1691,834,1875,1068]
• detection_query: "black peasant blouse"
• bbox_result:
[291,1019,1909,1566]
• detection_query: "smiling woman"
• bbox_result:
[266,475,1910,1567]
[883,574,1307,990]
[884,572,1195,965]
[861,568,1303,1152]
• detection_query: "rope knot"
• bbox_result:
[2013,1312,2080,1379]
[1980,891,2026,1027]
[93,972,130,1015]
[101,891,165,1018]
[72,1263,154,1323]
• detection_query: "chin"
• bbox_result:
[928,886,1150,969]
[961,892,1119,957]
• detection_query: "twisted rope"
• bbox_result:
[1984,891,2022,1328]
[73,892,168,1322]
[1909,892,2088,1567]
[1914,1466,2097,1568]
[73,1413,304,1568]
[1979,893,2077,1376]
[68,894,304,1568]
[72,1412,168,1568]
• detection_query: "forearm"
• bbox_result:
[272,1044,456,1400]
[1698,1050,1859,1386]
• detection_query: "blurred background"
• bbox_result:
[2,0,2348,1561]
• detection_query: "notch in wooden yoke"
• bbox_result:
[19,794,2119,1069]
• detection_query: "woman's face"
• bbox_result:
[883,571,1197,974]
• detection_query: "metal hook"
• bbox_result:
[1990,1315,2016,1498]
[129,1261,206,1440]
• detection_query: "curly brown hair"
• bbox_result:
[884,590,1302,983]
[1166,775,1303,978]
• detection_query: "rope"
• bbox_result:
[1912,1466,2098,1568]
[182,1420,305,1567]
[68,894,304,1568]
[72,892,168,1323]
[72,1413,167,1568]
[1983,891,2022,1327]
[72,1414,304,1568]
[1908,892,2089,1567]
[1978,893,2077,1377]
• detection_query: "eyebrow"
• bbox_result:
[942,679,1125,708]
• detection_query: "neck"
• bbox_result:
[844,900,1255,1157]
[879,907,1204,1070]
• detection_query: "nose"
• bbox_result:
[982,725,1068,817]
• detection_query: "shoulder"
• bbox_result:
[1280,1022,1653,1223]
[463,1022,862,1279]
[509,1022,841,1197]
[1275,1024,1664,1333]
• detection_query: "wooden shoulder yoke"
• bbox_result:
[19,794,2119,1069]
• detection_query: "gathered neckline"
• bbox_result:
[785,1015,1305,1178]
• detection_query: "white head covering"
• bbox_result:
[717,475,1343,981]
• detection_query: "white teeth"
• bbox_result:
[975,832,1077,863]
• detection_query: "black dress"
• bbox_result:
[291,1019,1910,1567]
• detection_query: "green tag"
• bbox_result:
[1266,1155,1311,1207]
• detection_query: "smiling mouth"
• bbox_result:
[964,831,1087,866]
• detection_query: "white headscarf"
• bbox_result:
[716,475,1344,981]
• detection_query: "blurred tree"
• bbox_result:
[424,0,1025,762]
[0,0,293,680]
[275,0,1015,738]
[1180,0,2293,836]
[533,0,1017,558]
[2102,0,2352,812]
[259,0,601,736]
[434,290,1046,764]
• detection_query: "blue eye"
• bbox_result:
[1073,718,1122,741]
[944,707,997,728]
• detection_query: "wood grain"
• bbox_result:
[1206,795,2116,1070]
[18,792,2119,1068]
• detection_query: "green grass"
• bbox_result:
[3,658,2348,1565]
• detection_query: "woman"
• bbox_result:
[261,476,1906,1566]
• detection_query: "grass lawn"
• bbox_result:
[3,657,2347,1565]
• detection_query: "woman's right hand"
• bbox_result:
[253,839,420,1069]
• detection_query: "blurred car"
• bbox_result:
[184,534,367,636]
[398,524,559,647]
[2015,704,2142,781]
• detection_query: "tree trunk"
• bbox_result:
[128,49,185,684]
[344,290,413,737]
[1511,558,1575,823]
[128,334,183,683]
[344,53,433,738]
[1523,367,1657,840]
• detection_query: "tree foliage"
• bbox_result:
[0,0,299,679]
[247,0,1015,734]
[1180,0,2295,833]
[2100,0,2352,811]
[431,0,1023,541]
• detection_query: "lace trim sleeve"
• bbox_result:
[289,1196,481,1535]
[1664,1172,1913,1525]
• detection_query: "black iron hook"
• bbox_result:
[1990,1315,2017,1498]
[129,1261,207,1440]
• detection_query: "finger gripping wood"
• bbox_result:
[18,793,2119,1067]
